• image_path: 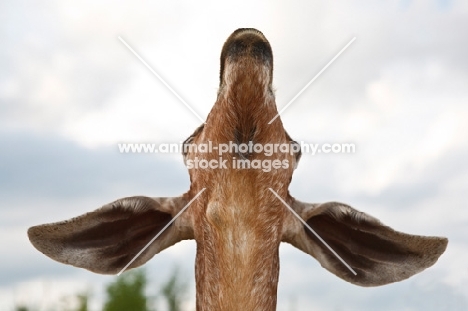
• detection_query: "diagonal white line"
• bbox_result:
[117,188,206,275]
[268,188,357,276]
[268,37,356,124]
[118,36,205,124]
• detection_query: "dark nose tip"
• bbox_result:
[222,28,273,63]
[219,28,273,86]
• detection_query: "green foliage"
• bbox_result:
[15,266,190,311]
[160,268,187,311]
[103,269,153,311]
[75,292,89,311]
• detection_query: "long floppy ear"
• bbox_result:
[28,196,193,274]
[282,199,448,286]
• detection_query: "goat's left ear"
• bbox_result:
[282,199,448,286]
[28,196,193,274]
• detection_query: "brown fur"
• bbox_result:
[185,29,292,310]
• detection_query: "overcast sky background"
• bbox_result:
[1,0,467,310]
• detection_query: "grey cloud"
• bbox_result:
[0,130,189,201]
[351,144,468,209]
[0,130,191,235]
[2,247,77,287]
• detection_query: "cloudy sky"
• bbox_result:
[1,0,467,310]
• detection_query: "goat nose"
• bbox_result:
[219,28,273,86]
[224,29,272,62]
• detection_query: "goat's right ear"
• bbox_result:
[282,199,448,287]
[28,196,193,274]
